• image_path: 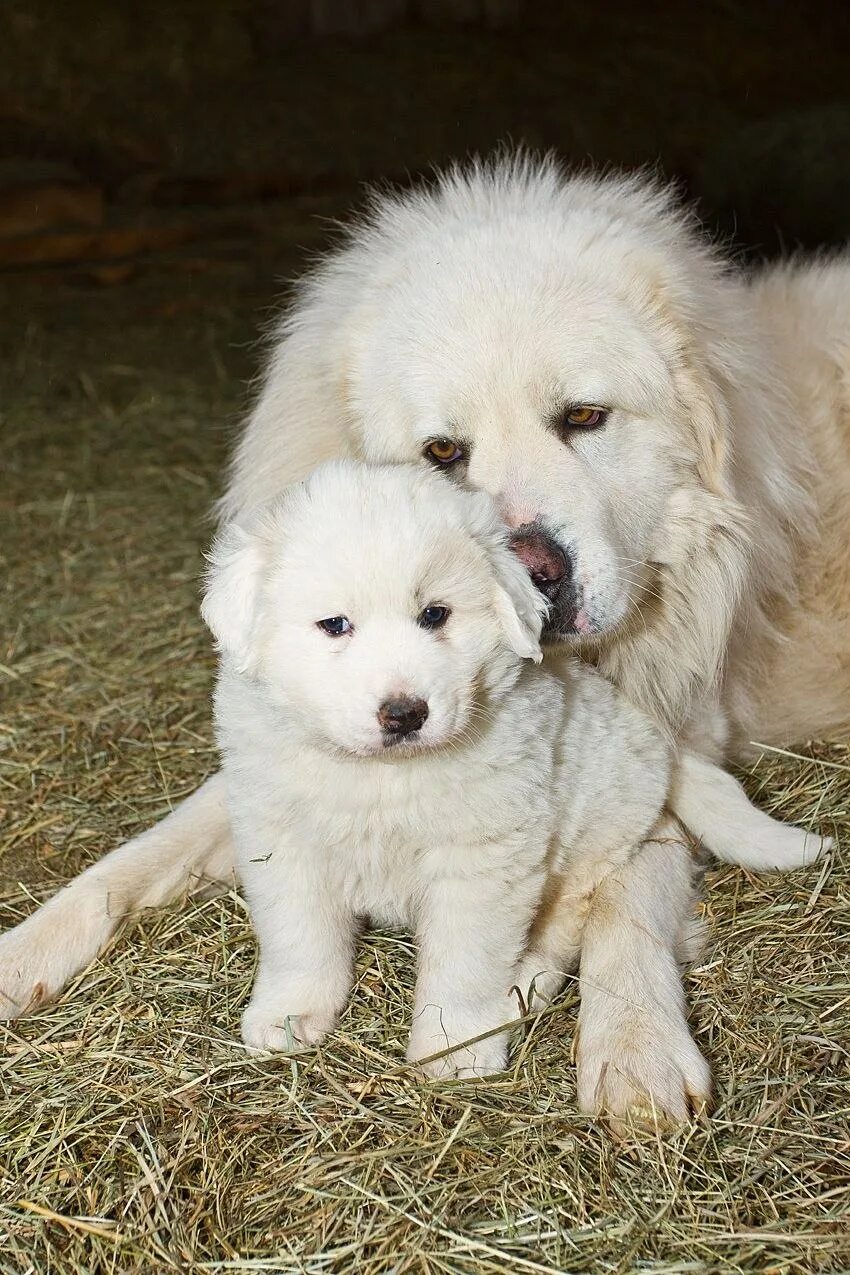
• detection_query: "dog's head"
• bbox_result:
[202,461,546,758]
[337,163,751,684]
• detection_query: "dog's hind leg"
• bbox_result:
[575,816,711,1134]
[672,750,832,871]
[0,773,234,1019]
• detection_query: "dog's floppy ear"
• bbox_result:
[492,546,547,663]
[201,521,267,671]
[673,345,737,499]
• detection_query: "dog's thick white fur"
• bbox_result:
[206,459,710,1123]
[1,156,841,1040]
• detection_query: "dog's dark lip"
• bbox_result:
[377,730,460,758]
[539,581,579,638]
[336,737,429,761]
[542,602,629,645]
[382,732,418,748]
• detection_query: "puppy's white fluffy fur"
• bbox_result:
[1,156,840,1048]
[206,459,708,1123]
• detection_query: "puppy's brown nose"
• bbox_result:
[377,696,429,736]
[510,525,570,600]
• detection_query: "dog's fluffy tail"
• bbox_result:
[672,750,832,871]
[0,773,234,1019]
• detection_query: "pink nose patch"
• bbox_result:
[500,503,537,530]
[510,526,569,598]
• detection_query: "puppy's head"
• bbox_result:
[202,460,545,757]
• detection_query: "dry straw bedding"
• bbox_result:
[0,263,848,1274]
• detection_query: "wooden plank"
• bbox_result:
[0,221,244,269]
[0,183,103,238]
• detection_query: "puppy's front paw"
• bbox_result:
[576,1013,711,1135]
[241,997,338,1054]
[407,1003,511,1079]
[408,1032,509,1080]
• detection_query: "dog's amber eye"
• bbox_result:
[563,406,607,429]
[317,616,352,636]
[418,604,451,630]
[425,438,464,466]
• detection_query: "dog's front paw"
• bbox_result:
[407,1003,511,1079]
[241,996,339,1054]
[0,952,49,1020]
[576,1012,711,1135]
[0,912,70,1019]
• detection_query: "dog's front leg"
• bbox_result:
[575,815,711,1134]
[407,848,543,1079]
[239,840,356,1055]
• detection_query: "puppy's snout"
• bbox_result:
[377,696,429,737]
[510,525,571,600]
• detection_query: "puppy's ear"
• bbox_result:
[201,522,267,671]
[461,489,547,663]
[493,549,546,663]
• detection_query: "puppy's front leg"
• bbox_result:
[240,842,355,1055]
[408,849,543,1079]
[576,816,711,1133]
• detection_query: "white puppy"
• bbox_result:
[204,459,708,1122]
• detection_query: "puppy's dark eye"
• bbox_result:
[424,438,464,466]
[561,405,608,430]
[317,616,352,637]
[418,604,451,631]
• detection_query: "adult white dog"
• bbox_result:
[1,155,843,1046]
[207,460,697,1124]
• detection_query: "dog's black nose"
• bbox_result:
[510,525,571,601]
[377,696,429,736]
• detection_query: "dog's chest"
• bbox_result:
[305,766,502,926]
[336,825,424,929]
[294,749,546,927]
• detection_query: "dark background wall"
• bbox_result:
[2,0,849,275]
